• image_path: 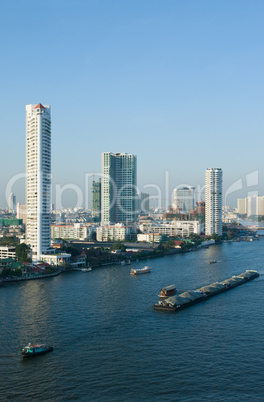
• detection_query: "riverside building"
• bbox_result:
[25,103,51,260]
[138,220,201,237]
[101,152,137,225]
[96,223,132,242]
[205,168,223,236]
[51,223,95,241]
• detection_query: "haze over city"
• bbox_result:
[1,0,263,207]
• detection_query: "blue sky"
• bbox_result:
[0,0,263,208]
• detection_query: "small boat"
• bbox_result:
[209,260,217,264]
[130,266,151,275]
[21,343,53,358]
[81,268,92,272]
[159,285,176,298]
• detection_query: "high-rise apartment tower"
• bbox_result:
[26,103,51,260]
[101,152,137,225]
[92,178,101,220]
[205,168,223,236]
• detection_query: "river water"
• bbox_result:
[1,239,264,401]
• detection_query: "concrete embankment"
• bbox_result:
[3,270,62,283]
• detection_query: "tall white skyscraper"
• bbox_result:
[9,192,17,213]
[26,103,51,260]
[205,168,223,236]
[101,152,137,225]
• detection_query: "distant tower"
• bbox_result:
[9,192,17,213]
[140,192,150,213]
[173,187,195,213]
[17,203,27,225]
[101,152,137,224]
[92,178,101,220]
[25,103,51,260]
[205,168,223,236]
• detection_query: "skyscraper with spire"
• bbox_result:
[25,103,51,260]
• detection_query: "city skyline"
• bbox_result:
[1,1,264,207]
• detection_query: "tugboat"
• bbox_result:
[21,343,53,358]
[159,285,176,298]
[209,260,217,264]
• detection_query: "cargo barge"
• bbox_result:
[154,270,259,312]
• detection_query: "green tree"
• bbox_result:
[1,267,22,278]
[189,233,202,245]
[0,237,19,246]
[15,243,31,263]
[110,242,126,252]
[164,238,176,250]
[210,233,223,242]
[227,230,233,240]
[61,245,80,257]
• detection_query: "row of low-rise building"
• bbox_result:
[51,223,96,241]
[237,195,264,217]
[139,220,201,238]
[96,223,132,242]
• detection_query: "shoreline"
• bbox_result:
[2,269,62,283]
[0,241,228,283]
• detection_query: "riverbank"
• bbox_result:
[2,269,62,283]
[0,242,216,282]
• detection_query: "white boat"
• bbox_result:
[130,266,151,275]
[81,268,92,272]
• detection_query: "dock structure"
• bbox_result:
[154,270,259,312]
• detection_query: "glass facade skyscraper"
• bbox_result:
[101,153,137,225]
[173,187,195,213]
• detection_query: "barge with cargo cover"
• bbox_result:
[154,270,259,312]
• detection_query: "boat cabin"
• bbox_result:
[159,285,176,297]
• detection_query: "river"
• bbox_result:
[0,239,264,401]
